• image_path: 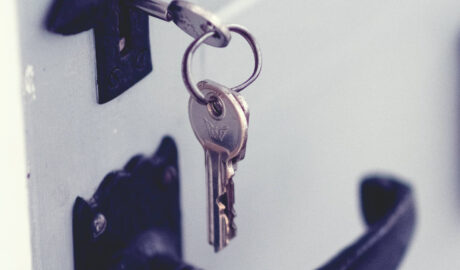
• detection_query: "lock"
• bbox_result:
[46,0,153,104]
[46,0,231,104]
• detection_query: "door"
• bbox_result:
[7,0,460,269]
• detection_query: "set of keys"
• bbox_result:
[183,26,261,251]
[130,0,262,252]
[188,80,249,252]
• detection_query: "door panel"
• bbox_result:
[16,0,460,269]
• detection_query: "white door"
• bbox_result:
[5,0,460,269]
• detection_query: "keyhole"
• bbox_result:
[118,6,131,54]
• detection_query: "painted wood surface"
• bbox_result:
[14,0,460,269]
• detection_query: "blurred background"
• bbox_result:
[3,0,460,269]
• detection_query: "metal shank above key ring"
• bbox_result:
[182,24,262,105]
[169,0,231,48]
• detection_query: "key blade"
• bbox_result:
[205,150,236,252]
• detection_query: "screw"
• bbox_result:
[135,50,149,70]
[92,213,107,238]
[163,166,178,185]
[108,68,122,89]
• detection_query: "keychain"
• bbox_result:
[130,0,262,251]
[183,25,262,251]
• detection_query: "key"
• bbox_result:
[227,91,249,233]
[212,83,250,240]
[230,90,250,167]
[189,79,248,251]
[129,0,231,47]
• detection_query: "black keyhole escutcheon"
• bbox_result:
[46,0,153,104]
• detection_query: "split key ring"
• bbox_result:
[182,24,262,104]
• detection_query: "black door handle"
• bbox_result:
[318,176,416,270]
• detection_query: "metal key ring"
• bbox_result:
[182,24,262,104]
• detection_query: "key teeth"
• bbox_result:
[217,182,237,244]
[228,214,237,240]
[230,223,237,239]
[226,162,235,180]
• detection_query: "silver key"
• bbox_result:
[129,0,231,47]
[231,91,250,165]
[189,80,248,252]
